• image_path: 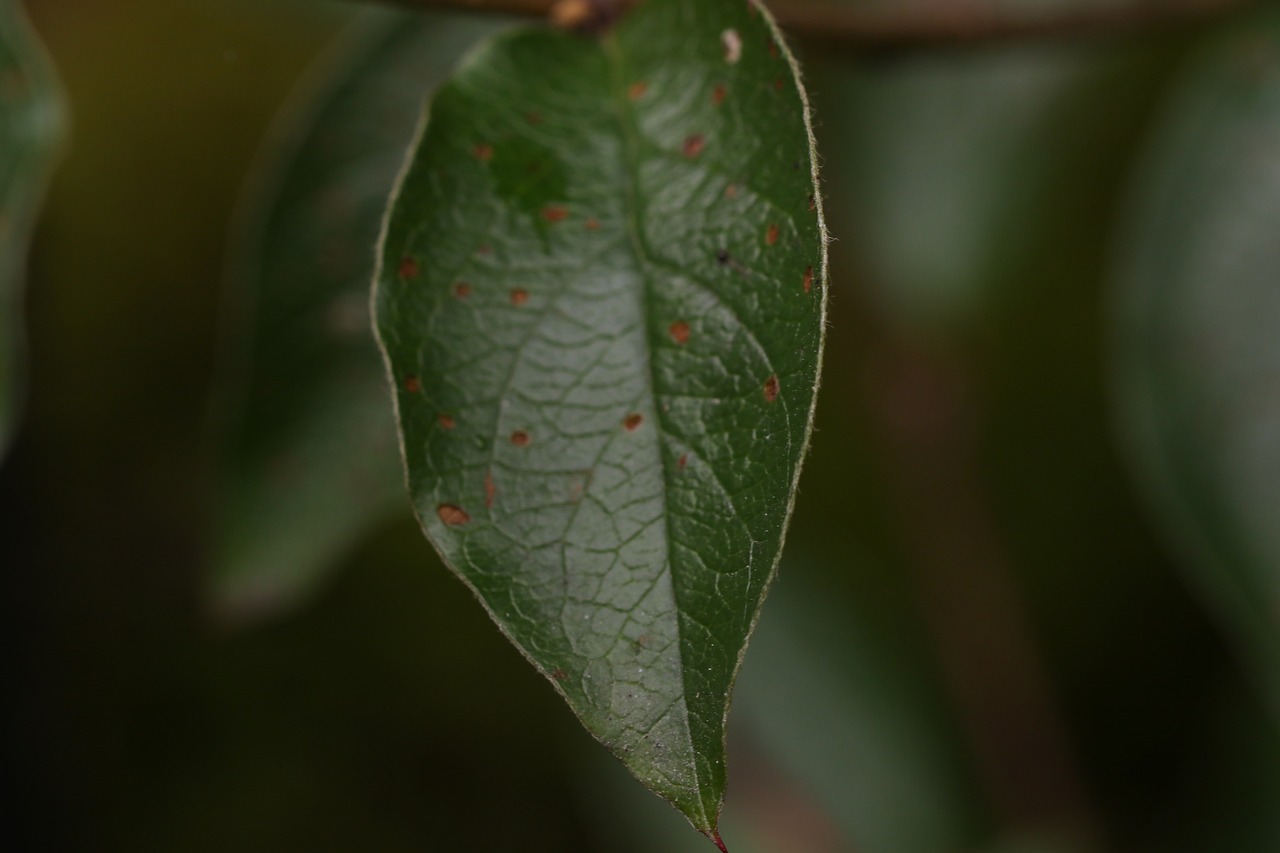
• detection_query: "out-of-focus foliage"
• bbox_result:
[1112,7,1280,715]
[814,45,1089,331]
[4,0,1280,851]
[0,0,64,457]
[211,10,503,621]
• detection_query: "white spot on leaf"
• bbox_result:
[722,28,742,64]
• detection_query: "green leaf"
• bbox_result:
[735,569,981,852]
[0,0,64,458]
[1112,12,1280,714]
[583,556,982,853]
[212,11,502,620]
[374,0,826,838]
[811,45,1088,332]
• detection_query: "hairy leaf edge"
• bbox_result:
[369,0,830,838]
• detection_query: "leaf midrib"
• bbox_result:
[602,30,713,829]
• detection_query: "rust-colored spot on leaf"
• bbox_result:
[628,81,649,100]
[712,84,727,105]
[724,183,738,199]
[510,430,531,447]
[808,194,816,211]
[766,224,780,246]
[624,413,644,432]
[774,77,785,92]
[453,282,472,299]
[437,504,471,527]
[476,244,492,256]
[472,143,493,161]
[526,110,543,125]
[669,321,691,345]
[551,668,568,682]
[803,266,814,293]
[403,375,421,394]
[764,375,780,403]
[542,205,569,223]
[398,256,419,279]
[585,218,601,231]
[683,134,706,159]
[768,40,779,59]
[510,288,529,306]
[438,413,456,430]
[484,469,497,509]
[677,454,689,471]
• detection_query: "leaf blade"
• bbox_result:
[375,0,826,832]
[211,12,503,620]
[1112,11,1280,713]
[0,0,65,458]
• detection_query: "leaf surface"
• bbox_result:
[212,12,501,619]
[1112,12,1280,713]
[0,0,64,457]
[375,0,826,835]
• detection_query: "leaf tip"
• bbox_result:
[711,830,729,853]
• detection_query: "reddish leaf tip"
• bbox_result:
[712,831,729,853]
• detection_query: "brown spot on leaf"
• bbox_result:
[438,414,456,430]
[510,288,529,306]
[774,77,785,92]
[669,321,690,345]
[712,84,727,105]
[585,218,601,231]
[476,244,492,256]
[803,266,814,293]
[683,134,705,159]
[724,183,738,199]
[484,469,497,509]
[398,256,419,279]
[403,375,421,394]
[472,143,493,161]
[510,430,531,447]
[716,249,731,265]
[624,413,644,432]
[437,504,471,527]
[628,81,649,100]
[764,375,780,402]
[808,194,816,211]
[542,205,569,223]
[526,111,543,125]
[766,224,780,246]
[551,668,568,682]
[453,282,472,299]
[677,454,689,471]
[768,40,780,59]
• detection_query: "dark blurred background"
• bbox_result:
[3,1,1278,851]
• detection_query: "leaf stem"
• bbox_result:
[359,0,1249,48]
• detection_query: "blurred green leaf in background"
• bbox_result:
[1112,5,1280,718]
[0,0,64,457]
[211,8,504,621]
